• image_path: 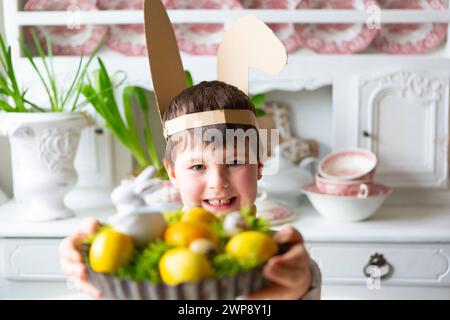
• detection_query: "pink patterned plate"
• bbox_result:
[97,0,148,56]
[24,0,107,56]
[256,199,296,225]
[296,0,380,54]
[240,0,303,53]
[165,0,243,56]
[103,25,148,56]
[373,0,448,54]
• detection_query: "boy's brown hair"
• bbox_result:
[163,80,260,166]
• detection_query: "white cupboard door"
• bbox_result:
[359,71,449,188]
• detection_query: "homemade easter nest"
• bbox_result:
[82,207,276,300]
[84,256,266,300]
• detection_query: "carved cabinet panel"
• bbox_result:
[359,71,449,188]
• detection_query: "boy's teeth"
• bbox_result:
[208,199,231,205]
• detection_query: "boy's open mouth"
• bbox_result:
[203,196,237,211]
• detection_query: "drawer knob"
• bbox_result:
[363,253,394,281]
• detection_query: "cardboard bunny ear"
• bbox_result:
[144,0,187,121]
[217,15,288,95]
[144,0,287,138]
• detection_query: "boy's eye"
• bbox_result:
[191,164,206,171]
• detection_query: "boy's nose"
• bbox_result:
[208,167,230,190]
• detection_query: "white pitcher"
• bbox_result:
[258,143,318,208]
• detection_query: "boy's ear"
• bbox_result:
[257,161,263,180]
[164,161,178,188]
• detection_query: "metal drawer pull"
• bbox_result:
[363,253,394,281]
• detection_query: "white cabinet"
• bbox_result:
[359,70,449,188]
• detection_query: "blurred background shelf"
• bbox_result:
[11,9,450,25]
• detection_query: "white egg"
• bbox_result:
[223,211,248,236]
[189,239,217,257]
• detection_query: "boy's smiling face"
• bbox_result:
[165,143,262,213]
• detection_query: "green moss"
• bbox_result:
[116,240,173,284]
[240,207,272,234]
[162,207,184,224]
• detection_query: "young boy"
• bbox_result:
[59,81,321,300]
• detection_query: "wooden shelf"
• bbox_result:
[12,9,450,26]
[4,3,450,93]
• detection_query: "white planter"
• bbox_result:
[0,112,90,221]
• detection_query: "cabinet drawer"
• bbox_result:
[1,239,65,281]
[306,242,450,287]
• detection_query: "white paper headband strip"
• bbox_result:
[164,109,258,138]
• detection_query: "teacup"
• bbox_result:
[319,149,377,181]
[315,174,373,197]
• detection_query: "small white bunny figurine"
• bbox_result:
[110,166,162,215]
[109,166,178,246]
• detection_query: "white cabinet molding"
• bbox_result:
[359,70,449,188]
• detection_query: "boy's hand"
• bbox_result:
[58,218,103,299]
[246,225,312,300]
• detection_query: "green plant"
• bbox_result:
[250,93,267,117]
[0,31,96,113]
[81,58,167,178]
[0,33,42,112]
[19,30,96,112]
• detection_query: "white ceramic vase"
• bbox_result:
[0,112,90,221]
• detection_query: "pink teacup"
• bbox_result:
[315,174,373,197]
[319,149,377,181]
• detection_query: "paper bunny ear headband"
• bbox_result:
[143,0,287,139]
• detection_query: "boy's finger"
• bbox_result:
[273,225,303,245]
[75,218,101,235]
[59,237,83,263]
[263,263,305,288]
[270,244,309,269]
